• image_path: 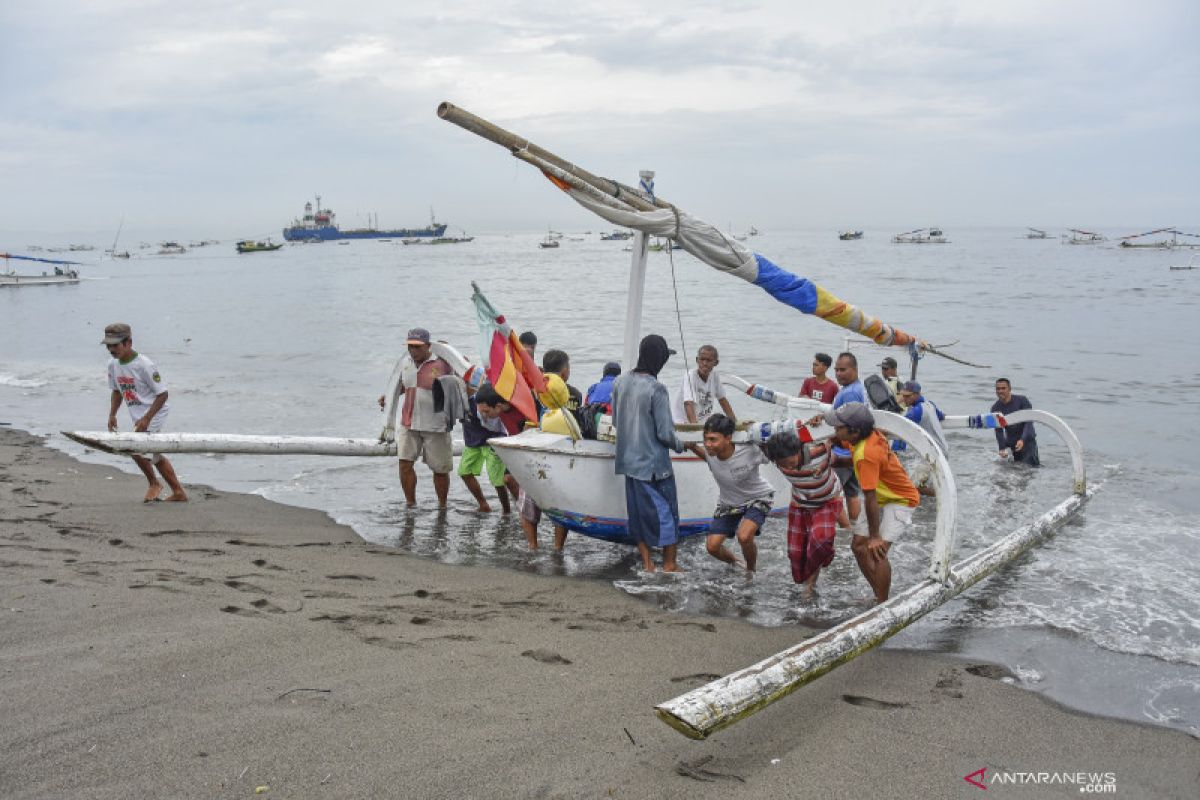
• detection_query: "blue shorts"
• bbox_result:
[708,504,768,538]
[624,476,680,548]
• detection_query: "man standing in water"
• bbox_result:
[612,334,686,573]
[379,327,453,507]
[991,378,1040,467]
[102,323,187,503]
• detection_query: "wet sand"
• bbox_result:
[1,427,1196,799]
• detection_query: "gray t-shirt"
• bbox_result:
[703,445,774,507]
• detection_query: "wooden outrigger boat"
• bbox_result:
[891,227,947,243]
[65,101,1094,741]
[1063,228,1106,244]
[1117,227,1200,250]
[1,253,82,286]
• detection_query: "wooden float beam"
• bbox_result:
[655,487,1092,739]
[63,432,397,457]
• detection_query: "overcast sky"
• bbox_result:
[3,0,1197,240]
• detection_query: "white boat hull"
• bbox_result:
[0,273,80,286]
[491,430,792,545]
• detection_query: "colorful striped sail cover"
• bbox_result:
[541,174,919,348]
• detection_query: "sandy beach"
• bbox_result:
[1,427,1195,799]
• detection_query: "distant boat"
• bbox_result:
[282,196,447,241]
[1024,228,1051,239]
[1,253,82,286]
[600,231,633,241]
[403,234,475,245]
[157,242,186,255]
[236,239,284,253]
[1169,255,1198,271]
[748,225,760,236]
[1063,229,1106,245]
[1117,227,1200,250]
[839,230,864,241]
[892,228,948,244]
[539,231,560,249]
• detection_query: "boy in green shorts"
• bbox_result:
[458,384,512,513]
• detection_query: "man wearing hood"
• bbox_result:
[611,334,686,572]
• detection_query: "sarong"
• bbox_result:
[624,476,680,548]
[787,498,842,584]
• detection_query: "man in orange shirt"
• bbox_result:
[824,402,919,603]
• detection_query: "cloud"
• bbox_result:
[2,0,1197,235]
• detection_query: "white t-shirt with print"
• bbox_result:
[108,353,169,423]
[702,445,775,507]
[671,368,727,424]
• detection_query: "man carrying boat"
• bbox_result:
[991,378,1040,467]
[612,335,686,573]
[379,327,453,507]
[825,402,919,604]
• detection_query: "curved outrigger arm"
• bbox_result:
[941,410,1086,495]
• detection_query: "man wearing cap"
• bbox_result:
[102,323,188,503]
[379,327,454,507]
[895,381,948,457]
[612,334,686,573]
[584,361,621,407]
[879,357,905,409]
[824,401,919,603]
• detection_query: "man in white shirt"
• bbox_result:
[671,345,737,424]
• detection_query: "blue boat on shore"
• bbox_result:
[282,196,447,241]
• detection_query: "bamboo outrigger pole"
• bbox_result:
[437,102,664,213]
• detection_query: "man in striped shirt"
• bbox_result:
[764,424,845,599]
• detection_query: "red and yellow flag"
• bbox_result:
[471,283,545,422]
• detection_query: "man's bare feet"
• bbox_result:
[165,492,188,502]
[662,564,683,573]
[143,483,163,503]
[477,502,493,513]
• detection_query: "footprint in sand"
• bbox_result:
[249,598,289,614]
[521,649,572,665]
[220,605,260,617]
[669,673,722,684]
[841,694,909,710]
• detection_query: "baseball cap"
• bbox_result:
[603,361,621,377]
[900,380,921,395]
[101,323,131,345]
[824,401,874,430]
[406,327,431,345]
[879,356,898,369]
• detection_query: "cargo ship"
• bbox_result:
[281,196,447,241]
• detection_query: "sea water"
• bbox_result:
[2,228,1198,735]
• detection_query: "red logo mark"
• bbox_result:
[964,767,987,789]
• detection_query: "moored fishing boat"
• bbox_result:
[1063,228,1106,245]
[892,227,947,243]
[235,239,283,253]
[838,230,863,240]
[1,253,82,286]
[1117,227,1200,249]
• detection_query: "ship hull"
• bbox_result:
[282,224,447,242]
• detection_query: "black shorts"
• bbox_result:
[835,467,861,498]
